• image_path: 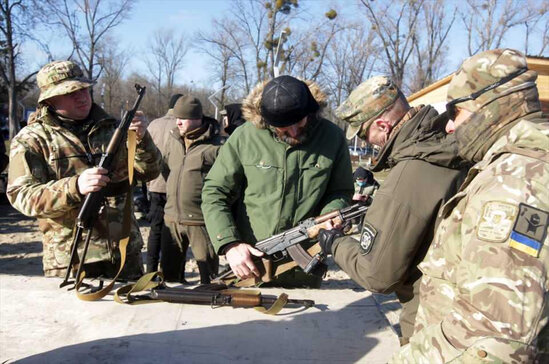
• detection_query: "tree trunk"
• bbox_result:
[5,2,20,139]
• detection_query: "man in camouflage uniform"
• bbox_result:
[390,49,549,362]
[319,76,466,344]
[7,60,161,279]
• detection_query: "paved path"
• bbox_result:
[0,275,401,363]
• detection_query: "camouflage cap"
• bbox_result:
[336,76,399,139]
[447,49,528,112]
[37,60,94,103]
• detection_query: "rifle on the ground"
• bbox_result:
[60,84,146,290]
[217,203,369,281]
[146,287,315,309]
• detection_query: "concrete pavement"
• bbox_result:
[0,274,401,363]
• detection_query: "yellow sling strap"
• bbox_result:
[75,130,137,301]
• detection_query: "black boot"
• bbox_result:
[197,261,212,285]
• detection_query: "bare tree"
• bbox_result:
[321,22,379,106]
[97,39,129,116]
[538,15,549,56]
[229,0,298,83]
[360,0,424,89]
[145,29,189,116]
[195,27,234,106]
[461,0,543,56]
[43,0,134,97]
[409,0,456,92]
[0,0,41,138]
[263,0,299,79]
[285,9,342,82]
[521,1,549,56]
[150,29,188,95]
[195,0,300,100]
[196,17,250,98]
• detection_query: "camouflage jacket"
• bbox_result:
[7,104,161,276]
[390,119,549,363]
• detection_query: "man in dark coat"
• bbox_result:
[319,76,468,345]
[221,103,245,136]
[145,94,182,274]
[163,95,223,284]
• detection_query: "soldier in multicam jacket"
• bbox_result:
[390,49,549,363]
[7,60,161,279]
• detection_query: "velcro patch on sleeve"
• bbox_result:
[359,222,377,255]
[509,203,548,258]
[476,201,518,243]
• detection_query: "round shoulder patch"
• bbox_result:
[359,222,378,255]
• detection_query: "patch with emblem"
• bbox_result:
[509,203,548,258]
[476,201,518,242]
[359,222,377,255]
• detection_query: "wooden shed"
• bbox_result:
[408,56,549,114]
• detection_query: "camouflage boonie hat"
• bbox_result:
[447,49,528,112]
[37,60,94,103]
[336,76,399,139]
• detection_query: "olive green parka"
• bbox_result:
[202,81,354,254]
[164,117,224,225]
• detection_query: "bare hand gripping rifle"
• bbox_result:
[60,84,146,289]
[216,203,369,282]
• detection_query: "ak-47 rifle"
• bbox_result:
[60,84,146,289]
[146,287,315,309]
[217,203,368,281]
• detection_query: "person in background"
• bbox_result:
[220,103,246,136]
[145,94,182,274]
[352,166,379,203]
[163,95,223,284]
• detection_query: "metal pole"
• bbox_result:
[208,85,231,120]
[273,30,286,78]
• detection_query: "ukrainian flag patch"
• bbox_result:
[509,203,548,258]
[509,231,542,257]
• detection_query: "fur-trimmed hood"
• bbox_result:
[242,78,328,129]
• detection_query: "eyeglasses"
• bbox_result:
[445,68,527,120]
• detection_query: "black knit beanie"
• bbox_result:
[260,75,319,127]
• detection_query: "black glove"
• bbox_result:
[318,228,344,256]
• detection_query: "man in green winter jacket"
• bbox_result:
[163,96,224,284]
[7,60,161,279]
[318,76,467,344]
[202,75,353,288]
